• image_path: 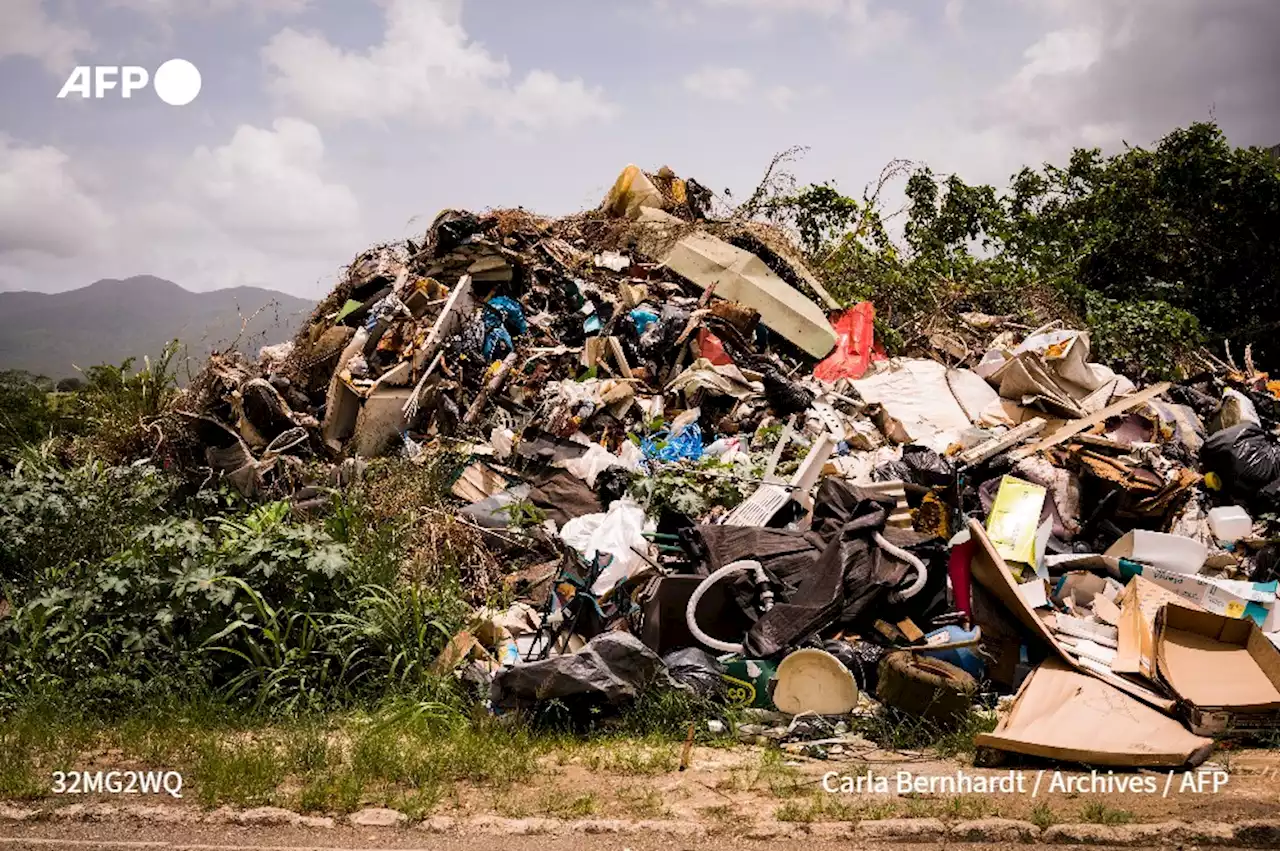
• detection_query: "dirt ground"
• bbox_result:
[0,825,1136,851]
[451,742,1280,826]
[13,740,1280,829]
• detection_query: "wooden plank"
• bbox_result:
[607,336,633,379]
[958,417,1047,467]
[896,618,925,643]
[1010,383,1171,461]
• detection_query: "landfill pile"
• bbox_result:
[167,164,1280,767]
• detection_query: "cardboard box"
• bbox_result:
[967,519,1175,713]
[1114,576,1203,680]
[1121,562,1275,625]
[976,658,1213,767]
[1154,604,1280,735]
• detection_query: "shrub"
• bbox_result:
[0,456,179,590]
[1084,294,1202,380]
[0,464,470,717]
[0,372,57,458]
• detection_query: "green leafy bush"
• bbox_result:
[1084,294,1203,380]
[0,457,180,589]
[0,479,464,716]
[0,372,56,457]
[750,122,1278,369]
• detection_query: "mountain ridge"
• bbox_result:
[0,276,315,379]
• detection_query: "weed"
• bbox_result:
[1030,801,1056,830]
[852,705,997,758]
[542,792,598,819]
[943,794,994,820]
[719,749,806,798]
[191,739,287,808]
[286,725,331,774]
[584,743,677,776]
[615,785,669,819]
[0,733,45,800]
[1079,801,1134,825]
[774,791,865,823]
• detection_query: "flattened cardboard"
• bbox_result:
[1114,576,1203,680]
[976,658,1213,767]
[967,519,1175,713]
[1154,604,1280,735]
[640,209,837,358]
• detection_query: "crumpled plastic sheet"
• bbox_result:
[490,632,664,712]
[630,307,660,335]
[482,296,527,359]
[1203,422,1280,508]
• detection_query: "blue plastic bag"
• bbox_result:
[641,423,704,463]
[629,307,660,335]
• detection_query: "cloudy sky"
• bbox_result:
[1,0,1277,298]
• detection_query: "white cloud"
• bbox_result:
[263,0,615,129]
[683,66,754,102]
[179,118,361,257]
[0,137,111,258]
[0,120,362,297]
[683,67,802,111]
[1013,27,1102,85]
[765,84,797,110]
[914,0,1280,192]
[108,0,310,17]
[0,0,92,74]
[695,0,911,55]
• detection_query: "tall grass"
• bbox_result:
[0,454,470,717]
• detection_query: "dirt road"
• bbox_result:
[0,821,1259,851]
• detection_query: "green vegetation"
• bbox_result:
[1030,801,1057,830]
[853,704,999,759]
[1079,801,1135,825]
[758,123,1280,378]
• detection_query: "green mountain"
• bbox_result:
[0,276,314,381]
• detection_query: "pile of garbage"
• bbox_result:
[169,164,1280,768]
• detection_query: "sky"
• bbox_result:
[1,0,1277,298]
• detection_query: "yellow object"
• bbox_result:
[985,476,1047,566]
[1204,471,1223,491]
[603,164,665,220]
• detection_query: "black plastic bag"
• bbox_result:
[490,632,664,713]
[901,445,956,487]
[1249,542,1280,585]
[426,209,483,257]
[1201,423,1280,507]
[595,466,634,511]
[661,648,726,699]
[822,639,885,694]
[762,368,815,416]
[872,445,954,487]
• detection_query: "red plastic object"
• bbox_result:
[814,302,883,382]
[696,328,733,366]
[948,538,976,620]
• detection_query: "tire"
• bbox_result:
[875,650,978,726]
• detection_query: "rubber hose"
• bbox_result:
[875,531,929,603]
[686,560,762,655]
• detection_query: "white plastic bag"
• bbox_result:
[559,497,654,596]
